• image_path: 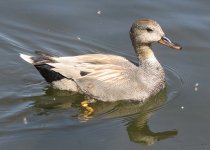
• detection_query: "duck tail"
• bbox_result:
[20,51,57,65]
[20,51,64,83]
[20,53,34,64]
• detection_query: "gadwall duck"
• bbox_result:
[20,19,181,102]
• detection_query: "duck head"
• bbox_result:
[130,19,182,50]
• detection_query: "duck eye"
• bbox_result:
[146,27,153,32]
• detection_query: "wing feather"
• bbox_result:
[46,54,139,101]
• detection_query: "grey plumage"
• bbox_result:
[20,19,181,102]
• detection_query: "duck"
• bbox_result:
[20,19,181,102]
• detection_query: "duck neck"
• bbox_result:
[134,44,165,90]
[134,44,159,66]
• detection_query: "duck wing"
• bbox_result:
[52,54,141,100]
[47,53,136,78]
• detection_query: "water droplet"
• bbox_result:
[194,87,198,91]
[23,117,28,125]
[97,10,101,15]
[77,36,81,40]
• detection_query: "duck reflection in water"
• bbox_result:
[29,87,177,146]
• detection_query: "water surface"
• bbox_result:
[0,0,210,149]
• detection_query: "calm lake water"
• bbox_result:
[0,0,210,149]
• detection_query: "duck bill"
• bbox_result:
[158,36,182,50]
